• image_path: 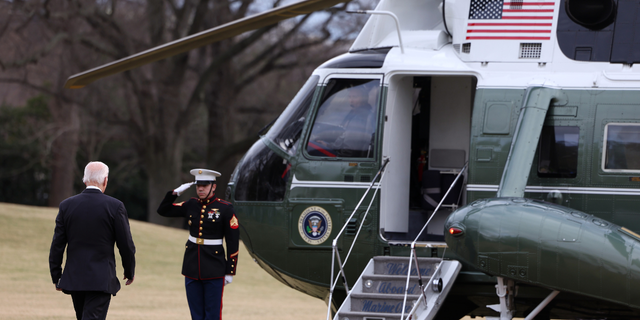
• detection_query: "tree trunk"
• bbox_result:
[146,142,185,228]
[48,99,79,207]
[141,84,188,228]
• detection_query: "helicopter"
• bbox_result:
[66,0,640,319]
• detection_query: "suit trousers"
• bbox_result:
[70,291,112,320]
[185,277,225,320]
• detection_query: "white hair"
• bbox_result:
[82,161,109,184]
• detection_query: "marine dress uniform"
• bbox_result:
[157,169,239,320]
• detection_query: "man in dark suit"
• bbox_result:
[49,161,136,320]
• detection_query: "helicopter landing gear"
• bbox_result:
[486,277,516,320]
[486,277,561,320]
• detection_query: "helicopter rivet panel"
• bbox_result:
[445,197,640,309]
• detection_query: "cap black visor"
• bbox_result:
[195,180,215,185]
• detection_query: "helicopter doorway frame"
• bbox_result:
[381,73,476,242]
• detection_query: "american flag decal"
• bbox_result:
[467,0,555,40]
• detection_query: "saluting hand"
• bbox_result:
[173,182,195,196]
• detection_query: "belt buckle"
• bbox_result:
[196,238,204,245]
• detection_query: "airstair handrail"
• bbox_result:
[400,162,468,320]
[412,162,468,245]
[326,158,390,320]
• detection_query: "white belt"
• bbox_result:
[188,235,223,245]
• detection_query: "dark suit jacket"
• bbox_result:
[49,188,136,295]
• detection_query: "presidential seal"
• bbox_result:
[298,206,332,245]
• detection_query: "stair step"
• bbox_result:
[373,256,442,277]
[360,275,425,295]
[334,311,402,320]
[348,293,420,314]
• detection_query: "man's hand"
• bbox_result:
[173,182,194,196]
[54,284,62,292]
[124,276,134,285]
[224,275,233,286]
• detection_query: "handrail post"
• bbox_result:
[399,163,468,319]
[326,158,390,320]
[400,247,414,320]
[326,241,337,320]
[334,245,350,295]
[412,163,468,244]
[412,245,427,305]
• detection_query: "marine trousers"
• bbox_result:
[185,277,225,320]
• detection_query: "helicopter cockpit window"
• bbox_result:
[538,126,580,178]
[306,79,380,158]
[265,75,319,155]
[234,141,289,202]
[603,124,640,171]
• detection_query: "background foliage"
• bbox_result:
[0,0,373,223]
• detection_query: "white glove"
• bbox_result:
[224,275,233,286]
[173,182,194,196]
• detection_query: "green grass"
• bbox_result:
[0,202,326,319]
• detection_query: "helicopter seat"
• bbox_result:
[440,172,464,208]
[421,170,465,210]
[421,170,441,210]
[426,148,466,210]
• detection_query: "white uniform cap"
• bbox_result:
[190,168,221,185]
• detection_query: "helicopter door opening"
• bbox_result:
[381,75,475,243]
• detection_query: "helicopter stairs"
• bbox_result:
[334,256,461,320]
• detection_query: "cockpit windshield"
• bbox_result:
[306,78,380,158]
[264,75,319,155]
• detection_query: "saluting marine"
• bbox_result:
[157,169,239,320]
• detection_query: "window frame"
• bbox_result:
[303,73,384,161]
[536,125,580,179]
[601,122,640,173]
[264,75,320,156]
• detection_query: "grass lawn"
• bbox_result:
[0,202,327,319]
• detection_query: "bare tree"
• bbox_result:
[0,0,85,206]
[0,0,370,226]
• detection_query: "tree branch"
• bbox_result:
[178,24,277,131]
[209,136,258,167]
[76,34,120,58]
[241,13,314,70]
[81,8,130,58]
[1,32,69,69]
[0,77,79,106]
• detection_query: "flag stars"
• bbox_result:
[469,0,503,19]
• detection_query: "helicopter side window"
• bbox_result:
[265,75,319,155]
[603,124,640,171]
[537,126,580,178]
[306,79,380,158]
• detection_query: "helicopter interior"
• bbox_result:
[381,75,476,243]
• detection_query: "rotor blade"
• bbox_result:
[64,0,349,89]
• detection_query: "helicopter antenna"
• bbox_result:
[347,10,405,54]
